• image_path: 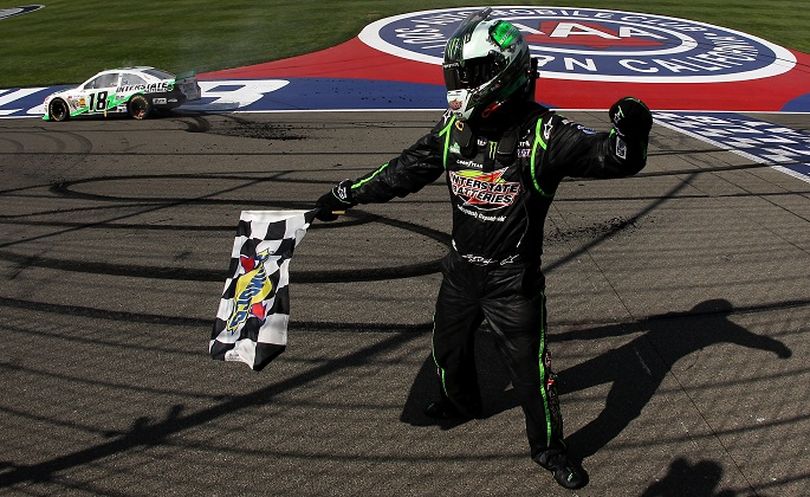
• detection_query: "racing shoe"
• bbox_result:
[535,450,588,490]
[424,398,466,420]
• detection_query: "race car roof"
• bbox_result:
[94,66,174,76]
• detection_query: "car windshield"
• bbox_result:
[143,68,174,80]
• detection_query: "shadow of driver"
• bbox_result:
[558,299,792,459]
[401,299,792,462]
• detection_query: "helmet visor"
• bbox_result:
[443,56,504,91]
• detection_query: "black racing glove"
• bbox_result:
[314,179,355,221]
[609,97,652,138]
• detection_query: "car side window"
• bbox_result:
[97,73,120,88]
[121,73,146,86]
[83,76,104,90]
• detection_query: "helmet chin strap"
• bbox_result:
[478,65,537,122]
[480,100,503,120]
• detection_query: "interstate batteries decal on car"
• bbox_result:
[450,168,522,211]
[117,81,173,93]
[359,6,796,83]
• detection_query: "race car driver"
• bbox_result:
[314,7,653,490]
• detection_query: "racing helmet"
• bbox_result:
[443,8,532,121]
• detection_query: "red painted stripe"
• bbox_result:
[202,38,439,84]
[201,40,810,112]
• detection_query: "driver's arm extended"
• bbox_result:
[314,112,453,220]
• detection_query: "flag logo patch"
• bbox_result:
[225,251,274,335]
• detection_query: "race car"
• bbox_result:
[43,66,201,121]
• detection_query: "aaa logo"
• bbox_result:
[359,7,796,83]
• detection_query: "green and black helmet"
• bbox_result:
[443,8,532,121]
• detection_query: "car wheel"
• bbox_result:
[48,99,69,122]
[128,95,151,120]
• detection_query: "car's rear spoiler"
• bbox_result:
[175,70,196,82]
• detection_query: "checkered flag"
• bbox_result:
[210,209,316,371]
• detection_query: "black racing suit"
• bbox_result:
[348,101,648,460]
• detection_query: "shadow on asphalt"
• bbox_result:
[0,299,792,491]
[0,332,420,489]
[400,298,792,463]
[639,457,773,497]
[398,335,517,430]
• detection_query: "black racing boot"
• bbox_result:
[424,398,466,420]
[535,450,588,490]
[424,394,484,420]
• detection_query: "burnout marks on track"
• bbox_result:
[180,114,304,141]
[1,169,448,284]
[210,117,305,141]
[181,115,212,133]
[546,215,644,244]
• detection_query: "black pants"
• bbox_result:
[431,252,565,459]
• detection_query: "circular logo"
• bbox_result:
[359,6,796,83]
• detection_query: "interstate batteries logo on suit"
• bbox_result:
[359,7,796,83]
[450,169,521,211]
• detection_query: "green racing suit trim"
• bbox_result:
[537,290,553,447]
[352,162,390,190]
[439,115,457,170]
[530,118,552,197]
[431,317,450,397]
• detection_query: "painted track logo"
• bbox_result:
[359,6,796,83]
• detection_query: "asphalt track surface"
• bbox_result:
[0,110,808,497]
